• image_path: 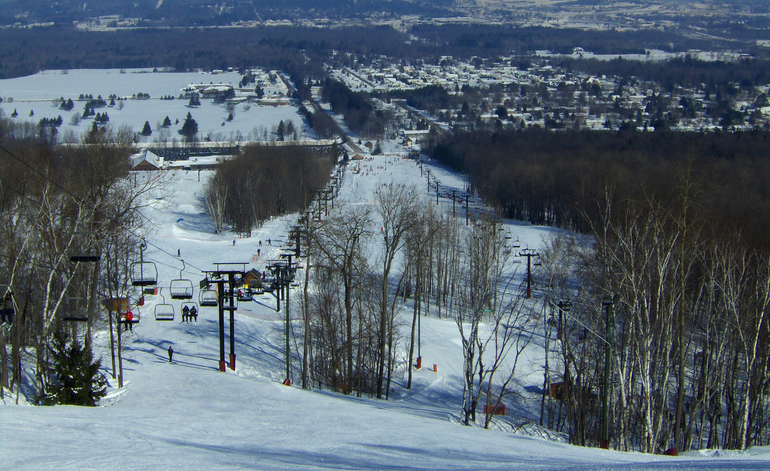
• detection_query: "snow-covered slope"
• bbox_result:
[4,153,770,470]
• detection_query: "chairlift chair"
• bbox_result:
[169,260,194,300]
[154,289,175,321]
[131,261,158,287]
[237,288,253,302]
[119,307,141,324]
[70,253,101,263]
[69,235,101,263]
[62,296,89,322]
[199,288,218,307]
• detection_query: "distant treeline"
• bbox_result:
[0,24,759,80]
[556,56,770,92]
[429,128,770,250]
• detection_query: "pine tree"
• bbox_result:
[162,116,172,127]
[41,330,107,406]
[180,112,198,141]
[141,121,152,136]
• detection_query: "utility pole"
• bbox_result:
[202,263,246,372]
[519,248,540,298]
[452,189,457,219]
[465,192,470,226]
[601,295,616,449]
[267,254,298,383]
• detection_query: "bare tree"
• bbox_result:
[374,184,419,399]
[313,205,372,394]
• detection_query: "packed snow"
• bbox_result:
[2,70,770,470]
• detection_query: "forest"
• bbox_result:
[0,118,146,406]
[204,144,335,235]
[426,126,770,451]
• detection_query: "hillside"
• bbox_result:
[3,146,770,469]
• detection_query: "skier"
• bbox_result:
[182,305,190,323]
[177,248,181,257]
[190,305,198,322]
[168,346,174,362]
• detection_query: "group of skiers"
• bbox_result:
[181,304,198,323]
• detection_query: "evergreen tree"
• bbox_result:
[180,112,198,141]
[89,120,101,137]
[141,121,152,136]
[41,330,107,406]
[188,93,201,107]
[162,116,172,127]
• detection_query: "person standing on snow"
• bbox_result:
[168,346,174,362]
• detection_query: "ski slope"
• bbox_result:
[0,71,770,471]
[2,117,770,471]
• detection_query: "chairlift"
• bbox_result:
[169,260,194,300]
[131,261,158,287]
[237,288,253,302]
[154,289,175,321]
[62,296,89,322]
[199,288,218,307]
[70,253,101,263]
[69,235,101,262]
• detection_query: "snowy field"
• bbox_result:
[2,71,770,470]
[0,69,308,143]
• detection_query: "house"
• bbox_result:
[130,150,164,171]
[243,268,264,289]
